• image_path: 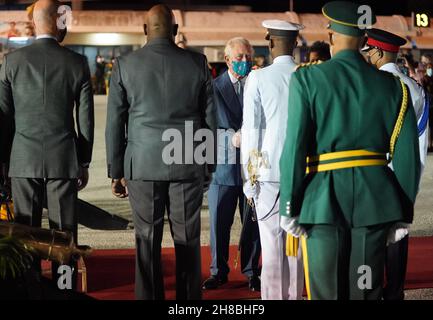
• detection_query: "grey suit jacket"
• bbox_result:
[106,38,216,181]
[0,38,94,178]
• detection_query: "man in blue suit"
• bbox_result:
[203,37,261,291]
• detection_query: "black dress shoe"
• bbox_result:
[248,275,261,292]
[202,275,228,290]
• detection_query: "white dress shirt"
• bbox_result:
[228,70,246,96]
[36,34,58,41]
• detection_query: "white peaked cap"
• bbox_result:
[262,19,305,31]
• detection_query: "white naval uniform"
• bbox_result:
[241,55,304,300]
[380,62,429,173]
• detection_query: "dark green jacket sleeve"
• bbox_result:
[105,58,129,179]
[279,72,313,218]
[75,57,95,166]
[0,56,14,164]
[391,83,421,223]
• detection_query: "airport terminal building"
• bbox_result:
[1,8,433,76]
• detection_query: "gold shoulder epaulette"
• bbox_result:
[295,60,323,71]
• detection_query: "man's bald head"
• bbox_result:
[268,34,298,59]
[33,0,61,37]
[329,31,365,57]
[144,4,178,41]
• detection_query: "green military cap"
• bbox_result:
[322,1,377,37]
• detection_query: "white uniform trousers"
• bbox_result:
[254,182,304,300]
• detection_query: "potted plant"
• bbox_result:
[0,235,34,299]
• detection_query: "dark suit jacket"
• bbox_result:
[105,38,216,181]
[211,71,243,186]
[0,38,94,178]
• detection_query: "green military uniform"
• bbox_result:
[279,1,421,300]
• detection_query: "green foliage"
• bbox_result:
[0,236,34,280]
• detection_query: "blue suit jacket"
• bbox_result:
[211,71,243,186]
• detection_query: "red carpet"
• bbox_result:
[84,246,261,300]
[404,237,433,290]
[59,236,433,300]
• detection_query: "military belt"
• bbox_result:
[306,149,388,174]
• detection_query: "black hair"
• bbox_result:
[309,41,331,61]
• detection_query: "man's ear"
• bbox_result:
[143,24,147,36]
[57,27,67,43]
[173,24,178,37]
[379,50,383,59]
[224,55,231,67]
[269,39,275,50]
[360,36,368,49]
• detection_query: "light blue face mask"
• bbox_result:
[427,68,433,77]
[232,60,252,77]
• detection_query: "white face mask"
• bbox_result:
[427,68,433,77]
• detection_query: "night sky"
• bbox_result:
[0,0,431,16]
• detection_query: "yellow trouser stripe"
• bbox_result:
[286,235,299,257]
[306,149,385,163]
[306,159,388,174]
[301,236,311,301]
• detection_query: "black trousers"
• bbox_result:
[11,178,78,295]
[207,184,261,278]
[127,177,204,300]
[384,235,409,300]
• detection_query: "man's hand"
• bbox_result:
[280,216,307,238]
[231,131,241,148]
[0,163,11,200]
[387,223,410,245]
[112,178,128,198]
[243,181,258,201]
[77,167,89,191]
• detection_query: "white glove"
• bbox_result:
[243,182,258,200]
[280,215,307,238]
[387,223,410,245]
